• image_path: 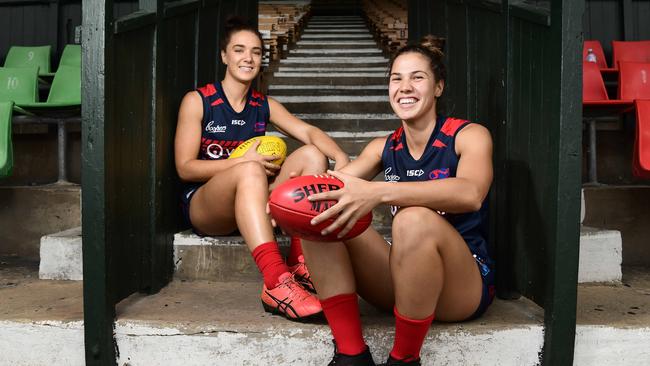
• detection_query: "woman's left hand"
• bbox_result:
[309,170,379,239]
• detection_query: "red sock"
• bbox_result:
[320,293,366,356]
[251,241,290,288]
[287,236,303,266]
[389,307,435,361]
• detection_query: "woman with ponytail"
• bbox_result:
[303,36,495,365]
[174,16,349,321]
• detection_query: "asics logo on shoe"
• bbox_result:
[264,290,298,318]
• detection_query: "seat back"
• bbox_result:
[0,101,13,177]
[47,65,81,105]
[59,44,81,68]
[0,67,39,104]
[583,40,608,69]
[612,40,650,69]
[583,62,608,101]
[618,62,650,100]
[3,45,52,74]
[634,100,650,179]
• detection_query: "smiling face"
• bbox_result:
[388,52,444,123]
[220,30,263,83]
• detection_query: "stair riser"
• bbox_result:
[281,101,393,114]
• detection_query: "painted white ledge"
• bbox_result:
[302,34,372,39]
[273,72,386,77]
[297,40,377,45]
[273,95,389,103]
[281,57,387,63]
[289,49,382,54]
[269,84,387,90]
[304,29,369,33]
[277,67,388,72]
[293,113,397,120]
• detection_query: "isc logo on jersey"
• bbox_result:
[206,121,227,133]
[406,169,424,177]
[231,119,246,126]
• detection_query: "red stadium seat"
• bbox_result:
[583,40,608,69]
[582,62,634,184]
[618,62,650,100]
[583,62,608,101]
[633,100,650,179]
[612,40,650,70]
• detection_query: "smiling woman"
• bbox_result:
[173,16,350,322]
[299,36,496,366]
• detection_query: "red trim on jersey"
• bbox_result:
[211,98,224,106]
[251,89,265,100]
[248,100,262,107]
[432,139,447,148]
[197,83,217,97]
[392,126,404,141]
[440,117,468,137]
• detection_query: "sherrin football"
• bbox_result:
[228,135,287,165]
[268,175,373,242]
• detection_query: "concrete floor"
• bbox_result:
[2,256,649,329]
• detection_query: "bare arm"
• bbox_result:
[338,136,386,180]
[174,91,279,182]
[310,124,493,237]
[268,97,350,170]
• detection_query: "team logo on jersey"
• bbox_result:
[206,143,225,159]
[429,168,450,180]
[384,167,400,182]
[231,119,246,126]
[406,169,424,177]
[205,121,227,133]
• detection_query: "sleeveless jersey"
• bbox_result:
[195,81,270,160]
[381,115,491,261]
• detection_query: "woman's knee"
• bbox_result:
[391,207,445,259]
[232,160,268,181]
[292,144,328,171]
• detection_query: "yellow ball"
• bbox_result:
[228,136,287,165]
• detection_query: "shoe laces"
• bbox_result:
[278,273,311,302]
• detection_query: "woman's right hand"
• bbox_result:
[241,139,281,176]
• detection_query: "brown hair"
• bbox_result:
[220,16,264,53]
[388,35,446,84]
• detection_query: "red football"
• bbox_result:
[269,175,373,242]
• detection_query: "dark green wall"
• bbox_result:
[82,1,257,364]
[584,0,650,58]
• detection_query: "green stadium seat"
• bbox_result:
[15,65,80,113]
[0,101,13,177]
[0,67,39,114]
[3,45,54,76]
[59,44,81,68]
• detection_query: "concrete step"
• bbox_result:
[0,185,80,260]
[294,42,380,50]
[6,259,650,365]
[271,113,398,132]
[268,87,387,96]
[39,223,622,285]
[278,100,393,114]
[288,49,383,56]
[268,84,387,93]
[582,185,650,267]
[276,66,388,72]
[274,60,388,68]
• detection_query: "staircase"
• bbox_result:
[11,15,650,366]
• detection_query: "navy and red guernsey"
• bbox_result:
[180,82,270,227]
[381,115,491,262]
[195,81,270,160]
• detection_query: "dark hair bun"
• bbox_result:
[224,15,250,30]
[420,35,445,57]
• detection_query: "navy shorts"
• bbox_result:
[180,183,205,235]
[466,254,496,320]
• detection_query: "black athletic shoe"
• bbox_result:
[379,355,421,366]
[328,341,376,366]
